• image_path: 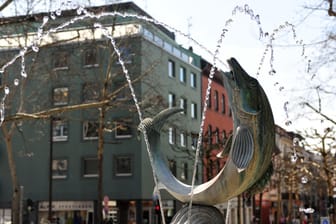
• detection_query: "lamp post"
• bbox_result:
[48,117,54,221]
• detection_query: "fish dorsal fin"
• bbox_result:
[216,134,233,158]
[230,126,254,172]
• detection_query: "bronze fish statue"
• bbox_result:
[138,58,275,205]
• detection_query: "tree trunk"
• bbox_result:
[97,106,106,224]
[276,174,282,224]
[2,125,20,224]
[237,195,241,224]
[258,193,263,224]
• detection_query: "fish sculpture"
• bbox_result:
[138,57,275,205]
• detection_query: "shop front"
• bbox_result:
[38,201,94,224]
[120,200,174,224]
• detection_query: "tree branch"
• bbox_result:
[304,102,336,125]
[0,0,13,12]
[327,0,336,16]
[5,100,111,122]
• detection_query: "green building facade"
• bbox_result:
[0,2,203,224]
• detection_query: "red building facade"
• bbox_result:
[201,59,233,182]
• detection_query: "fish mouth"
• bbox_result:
[226,57,252,88]
[223,58,239,88]
[227,57,241,81]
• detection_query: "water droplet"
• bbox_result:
[50,12,56,20]
[94,23,102,28]
[56,9,62,16]
[225,19,233,26]
[77,6,84,15]
[0,101,5,126]
[232,9,237,15]
[21,70,27,78]
[43,16,49,24]
[269,69,276,75]
[19,49,26,56]
[14,79,19,86]
[285,120,292,126]
[293,137,300,146]
[4,86,9,95]
[290,154,298,163]
[244,4,249,12]
[32,45,39,52]
[255,14,260,23]
[301,176,308,184]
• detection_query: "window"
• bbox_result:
[114,155,132,177]
[222,130,227,144]
[84,48,98,67]
[115,120,132,139]
[168,60,175,77]
[168,159,177,176]
[215,128,219,144]
[214,90,219,111]
[180,132,187,147]
[208,125,212,145]
[118,47,133,64]
[83,121,99,140]
[143,28,154,40]
[207,91,212,108]
[191,102,197,119]
[52,159,68,179]
[221,94,226,114]
[208,160,214,180]
[190,72,196,88]
[191,133,198,150]
[53,87,69,106]
[179,66,186,83]
[154,35,163,46]
[82,82,100,102]
[164,42,172,52]
[54,51,68,70]
[180,98,187,114]
[195,165,199,181]
[114,81,129,101]
[83,157,98,178]
[52,118,68,142]
[168,93,176,108]
[173,47,180,58]
[0,209,11,224]
[181,162,188,180]
[168,127,176,144]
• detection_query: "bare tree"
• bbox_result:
[0,7,168,224]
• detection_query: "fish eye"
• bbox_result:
[249,80,258,87]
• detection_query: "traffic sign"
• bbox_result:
[320,217,330,224]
